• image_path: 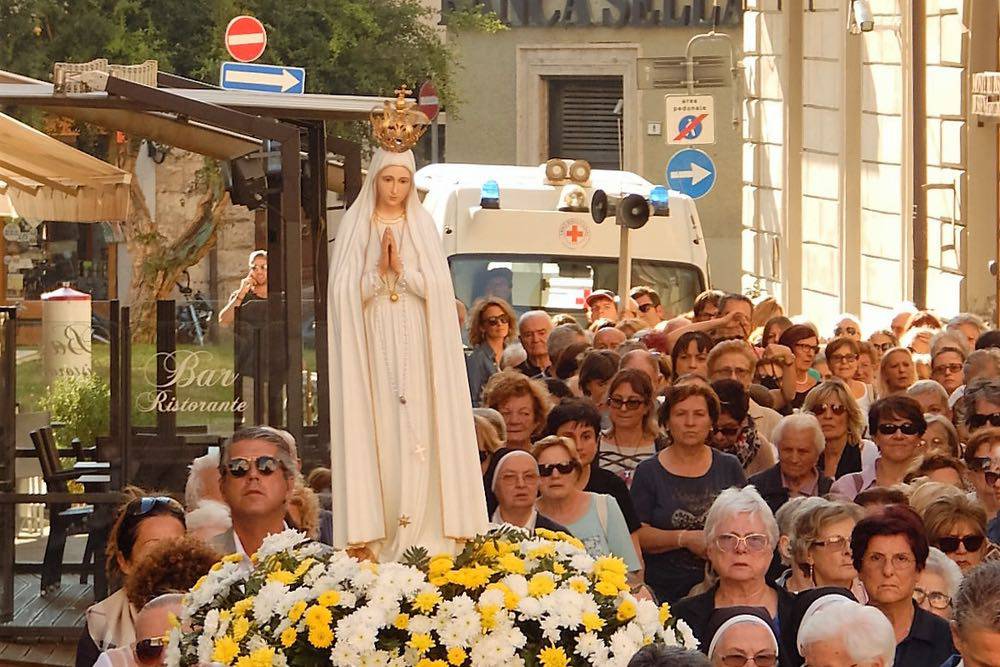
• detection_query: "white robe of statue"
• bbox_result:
[328,148,488,561]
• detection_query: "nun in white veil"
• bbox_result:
[328,134,488,561]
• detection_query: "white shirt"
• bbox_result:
[232,522,289,571]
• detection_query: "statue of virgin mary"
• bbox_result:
[327,90,488,562]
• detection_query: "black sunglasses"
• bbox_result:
[539,462,578,477]
[134,637,166,665]
[876,422,922,436]
[936,535,985,554]
[225,455,283,478]
[483,315,510,326]
[809,403,847,416]
[126,496,181,517]
[986,470,1000,486]
[969,412,1000,429]
[608,396,645,411]
[713,425,742,438]
[638,303,657,313]
[969,456,993,472]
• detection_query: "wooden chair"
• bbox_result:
[29,427,109,597]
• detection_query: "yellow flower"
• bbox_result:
[222,553,244,564]
[293,558,316,578]
[429,555,454,576]
[538,644,570,667]
[288,601,307,623]
[594,555,629,576]
[232,597,255,617]
[528,544,556,559]
[408,632,434,654]
[393,613,410,630]
[581,612,605,632]
[192,575,207,591]
[497,553,526,574]
[167,612,180,629]
[280,626,298,648]
[458,565,494,589]
[413,590,442,614]
[447,646,468,665]
[552,562,566,576]
[211,636,240,665]
[527,573,556,598]
[308,623,333,648]
[267,569,296,585]
[304,604,332,628]
[318,590,341,607]
[503,588,520,610]
[568,577,589,594]
[535,528,557,540]
[616,600,637,622]
[231,615,250,642]
[479,540,499,558]
[594,579,618,597]
[658,602,671,625]
[235,647,274,667]
[643,635,653,646]
[211,561,223,572]
[479,604,499,630]
[416,660,447,667]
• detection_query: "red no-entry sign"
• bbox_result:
[225,16,267,63]
[417,80,439,121]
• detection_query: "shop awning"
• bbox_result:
[0,111,130,222]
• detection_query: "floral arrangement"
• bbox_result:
[166,526,696,667]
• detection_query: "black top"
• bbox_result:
[516,359,547,378]
[748,464,834,516]
[895,602,956,667]
[75,625,100,667]
[584,464,641,533]
[234,290,268,378]
[819,441,863,479]
[672,582,797,667]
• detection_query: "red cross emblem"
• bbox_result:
[559,219,590,249]
[575,289,592,306]
[565,224,584,244]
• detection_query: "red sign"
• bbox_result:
[225,16,267,63]
[417,80,439,121]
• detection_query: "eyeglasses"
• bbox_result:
[969,456,993,472]
[864,552,917,570]
[793,343,821,354]
[713,425,742,438]
[714,367,751,379]
[969,412,1000,430]
[125,496,181,517]
[871,341,895,352]
[539,461,578,477]
[715,533,770,553]
[608,396,645,411]
[875,422,921,436]
[829,353,859,364]
[985,470,1000,486]
[936,535,985,554]
[133,637,166,665]
[719,652,777,667]
[809,403,847,417]
[913,587,952,610]
[811,535,851,552]
[638,303,657,313]
[225,455,283,478]
[835,327,859,337]
[483,315,510,327]
[933,363,964,375]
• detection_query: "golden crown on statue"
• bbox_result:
[371,86,430,152]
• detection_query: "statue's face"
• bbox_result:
[376,165,412,210]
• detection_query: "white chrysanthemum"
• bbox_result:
[502,574,528,597]
[196,635,213,665]
[569,551,596,573]
[634,599,660,636]
[516,596,542,618]
[676,617,698,649]
[539,615,562,643]
[477,587,504,609]
[408,614,433,636]
[609,624,643,662]
[254,528,309,560]
[330,643,360,667]
[202,609,220,637]
[163,627,182,667]
[252,580,288,623]
[574,631,605,659]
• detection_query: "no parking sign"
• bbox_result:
[665,95,715,145]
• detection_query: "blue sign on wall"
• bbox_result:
[665,149,716,199]
[220,62,305,94]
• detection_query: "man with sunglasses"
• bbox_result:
[213,426,299,562]
[94,593,184,666]
[630,286,665,329]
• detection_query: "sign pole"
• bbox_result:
[431,116,439,164]
[617,224,631,317]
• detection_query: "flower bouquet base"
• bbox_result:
[168,526,695,667]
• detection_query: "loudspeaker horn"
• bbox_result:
[590,190,650,229]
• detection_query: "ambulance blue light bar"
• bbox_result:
[649,186,669,215]
[480,180,500,209]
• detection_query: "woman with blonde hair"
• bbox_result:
[825,337,875,414]
[801,380,875,479]
[790,499,866,599]
[474,414,504,475]
[465,296,518,406]
[879,347,918,397]
[922,493,996,573]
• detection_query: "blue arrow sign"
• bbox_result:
[220,61,305,94]
[666,148,716,199]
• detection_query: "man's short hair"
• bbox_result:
[975,330,1000,350]
[907,379,949,404]
[547,322,586,362]
[772,413,825,454]
[953,560,1000,637]
[693,289,725,317]
[629,285,661,307]
[517,310,552,332]
[627,644,710,667]
[219,425,297,480]
[719,292,753,313]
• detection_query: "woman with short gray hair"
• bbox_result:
[916,547,963,620]
[673,486,793,651]
[749,413,832,515]
[797,598,896,666]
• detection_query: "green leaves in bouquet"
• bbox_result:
[401,545,430,572]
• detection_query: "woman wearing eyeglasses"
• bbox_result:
[709,379,776,477]
[672,486,793,663]
[76,495,186,667]
[598,369,668,486]
[532,436,641,574]
[465,297,517,406]
[705,607,781,667]
[963,428,1000,536]
[831,396,927,502]
[930,346,966,397]
[852,505,956,667]
[915,547,962,620]
[868,329,900,367]
[777,325,821,412]
[921,494,996,573]
[800,380,875,480]
[790,499,866,600]
[632,383,747,604]
[825,337,874,415]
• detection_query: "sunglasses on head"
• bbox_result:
[126,496,181,517]
[225,455,283,478]
[539,461,578,477]
[936,535,985,554]
[809,403,847,416]
[483,315,510,327]
[876,422,921,436]
[133,637,166,665]
[969,412,1000,430]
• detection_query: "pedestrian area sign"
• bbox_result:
[665,95,715,145]
[220,62,305,94]
[666,149,716,199]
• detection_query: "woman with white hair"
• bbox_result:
[706,607,780,667]
[673,486,793,651]
[797,598,896,666]
[749,413,833,516]
[915,547,962,620]
[183,451,231,541]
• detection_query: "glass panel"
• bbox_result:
[450,254,704,320]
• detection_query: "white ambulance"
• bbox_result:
[414,162,710,319]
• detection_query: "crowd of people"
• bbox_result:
[463,286,1000,666]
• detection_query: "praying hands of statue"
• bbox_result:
[378,227,404,277]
